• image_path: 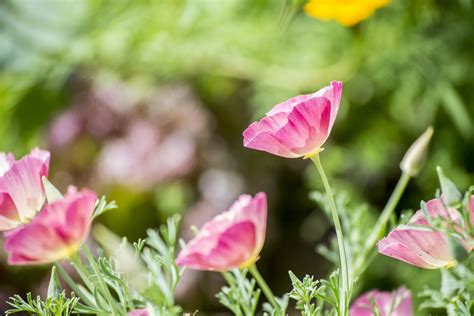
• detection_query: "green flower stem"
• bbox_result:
[54,261,95,307]
[248,264,280,312]
[69,253,95,293]
[353,172,411,278]
[310,153,349,316]
[81,245,121,316]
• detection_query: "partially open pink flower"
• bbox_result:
[243,81,342,158]
[128,309,149,316]
[176,193,267,271]
[350,287,412,316]
[0,148,50,231]
[4,188,97,265]
[377,198,461,269]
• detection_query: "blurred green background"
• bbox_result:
[0,0,473,314]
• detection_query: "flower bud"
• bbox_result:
[400,126,434,177]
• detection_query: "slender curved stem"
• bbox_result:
[353,172,411,277]
[310,153,349,316]
[248,264,280,313]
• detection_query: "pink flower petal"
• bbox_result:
[4,189,97,265]
[350,287,412,316]
[377,197,460,269]
[128,309,149,316]
[410,198,459,225]
[0,148,50,229]
[243,81,342,158]
[176,193,267,271]
[177,221,256,271]
[470,195,474,226]
[274,97,331,156]
[0,193,20,231]
[377,229,453,269]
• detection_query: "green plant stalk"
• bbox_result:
[310,154,349,316]
[248,264,280,313]
[353,172,411,277]
[81,245,121,316]
[69,253,95,293]
[54,262,95,307]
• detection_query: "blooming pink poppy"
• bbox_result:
[0,148,50,231]
[176,193,267,271]
[4,188,97,265]
[350,287,412,316]
[377,198,461,269]
[128,309,149,316]
[243,81,342,158]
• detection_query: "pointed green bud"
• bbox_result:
[42,176,63,204]
[400,126,434,177]
[47,266,62,298]
[436,167,462,206]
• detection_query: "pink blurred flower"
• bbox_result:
[0,148,50,231]
[4,188,97,265]
[377,198,462,269]
[176,193,267,271]
[97,120,196,190]
[128,309,149,316]
[47,108,83,149]
[350,287,412,316]
[470,195,474,226]
[243,81,342,158]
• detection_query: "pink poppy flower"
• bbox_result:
[176,193,267,271]
[243,81,342,158]
[0,148,50,231]
[377,198,461,269]
[350,287,412,316]
[4,188,97,265]
[128,309,149,316]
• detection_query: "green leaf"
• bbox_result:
[47,266,62,299]
[288,271,301,286]
[93,196,117,219]
[42,176,63,204]
[437,167,462,206]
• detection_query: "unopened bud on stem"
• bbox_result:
[400,126,434,177]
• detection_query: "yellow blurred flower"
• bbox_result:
[304,0,390,26]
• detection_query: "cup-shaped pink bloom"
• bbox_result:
[128,309,149,316]
[243,81,342,158]
[350,287,412,316]
[0,148,50,231]
[176,192,267,271]
[377,198,460,269]
[4,188,97,265]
